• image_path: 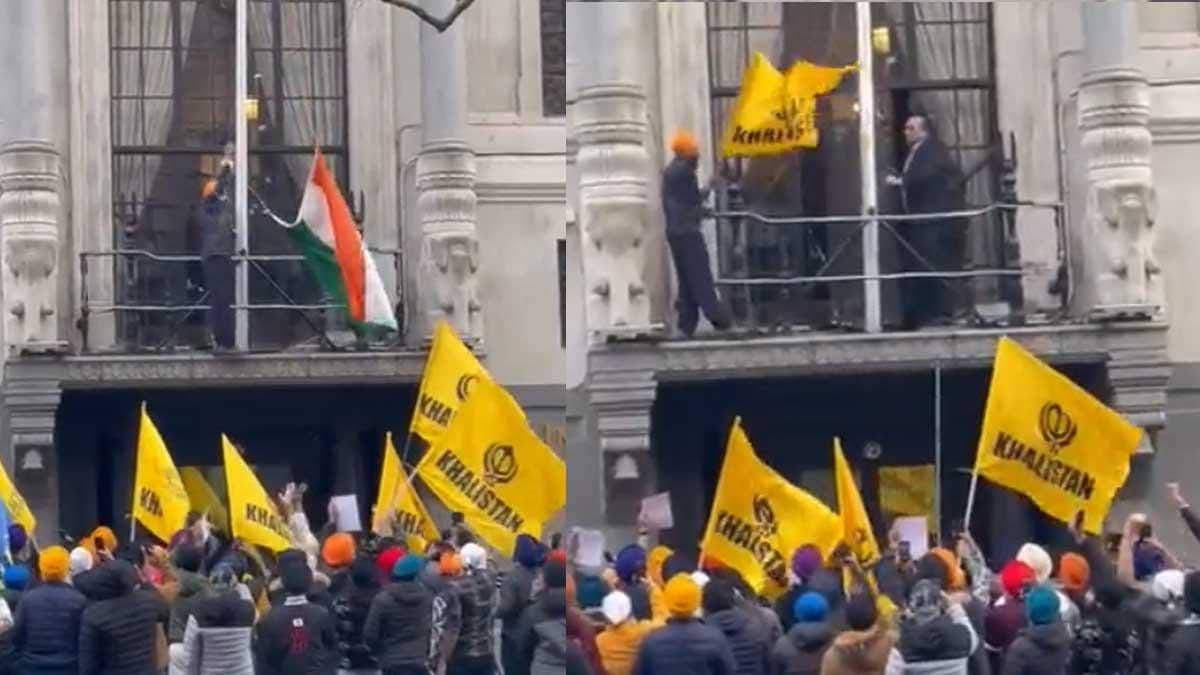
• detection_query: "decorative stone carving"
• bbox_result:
[417,141,483,340]
[572,83,654,334]
[1078,4,1161,318]
[0,142,63,351]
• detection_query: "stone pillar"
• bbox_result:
[417,0,482,342]
[2,363,61,547]
[1079,1,1163,318]
[0,142,64,353]
[569,2,656,337]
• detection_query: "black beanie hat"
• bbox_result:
[916,553,950,590]
[281,561,313,595]
[701,577,737,614]
[172,544,203,573]
[845,592,878,631]
[661,552,696,583]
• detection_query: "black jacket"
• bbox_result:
[894,607,976,667]
[255,596,338,675]
[1002,622,1071,675]
[363,580,434,669]
[500,564,537,636]
[78,561,170,675]
[631,617,737,675]
[11,581,87,671]
[707,609,770,675]
[451,568,498,662]
[901,138,964,216]
[333,578,380,671]
[770,620,833,675]
[517,588,569,675]
[192,589,255,628]
[662,157,706,236]
[1161,619,1200,675]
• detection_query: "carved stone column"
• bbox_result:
[587,348,659,529]
[0,142,64,353]
[2,363,61,546]
[1079,1,1163,318]
[417,0,481,342]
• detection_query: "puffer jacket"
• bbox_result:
[363,579,433,669]
[530,590,567,675]
[1161,617,1200,675]
[254,595,338,675]
[708,608,770,675]
[450,567,497,662]
[173,591,256,675]
[169,570,213,643]
[425,567,462,672]
[770,619,833,675]
[10,581,88,672]
[819,622,895,675]
[78,561,170,675]
[332,566,379,671]
[631,617,736,675]
[999,622,1071,675]
[884,604,978,675]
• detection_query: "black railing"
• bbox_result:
[709,196,1068,333]
[78,248,405,353]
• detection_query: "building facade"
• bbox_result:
[0,0,566,542]
[567,1,1200,562]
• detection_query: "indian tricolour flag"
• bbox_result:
[274,151,397,331]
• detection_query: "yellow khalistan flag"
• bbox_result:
[223,435,292,552]
[701,419,841,600]
[0,460,34,535]
[721,52,857,158]
[879,465,936,529]
[834,438,881,567]
[416,378,565,556]
[410,320,492,444]
[132,404,191,542]
[179,467,229,535]
[974,337,1142,533]
[373,432,439,552]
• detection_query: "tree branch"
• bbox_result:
[377,0,479,33]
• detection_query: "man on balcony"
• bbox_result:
[662,131,733,338]
[192,149,237,352]
[887,115,966,330]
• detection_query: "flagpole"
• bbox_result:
[963,465,980,531]
[234,0,250,351]
[934,361,942,537]
[856,1,881,333]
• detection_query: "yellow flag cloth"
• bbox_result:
[701,419,842,600]
[879,465,936,529]
[410,320,492,444]
[834,438,881,568]
[132,404,191,543]
[721,52,857,157]
[374,433,440,552]
[0,460,34,535]
[416,378,565,556]
[179,467,229,535]
[223,435,292,552]
[974,337,1142,533]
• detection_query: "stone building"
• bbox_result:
[567,1,1200,562]
[0,0,566,542]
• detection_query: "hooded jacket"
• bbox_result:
[884,604,978,675]
[516,588,570,675]
[10,581,88,672]
[362,579,434,669]
[254,595,338,675]
[819,622,895,675]
[632,617,737,675]
[173,590,256,675]
[999,622,1071,675]
[424,565,462,672]
[332,559,380,671]
[770,619,833,675]
[450,566,498,662]
[78,561,170,675]
[706,608,770,675]
[530,588,568,675]
[661,156,705,236]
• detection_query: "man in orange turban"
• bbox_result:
[661,130,732,338]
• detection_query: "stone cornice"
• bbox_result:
[6,350,434,389]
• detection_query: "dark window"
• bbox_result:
[108,0,349,351]
[558,238,567,348]
[540,0,565,117]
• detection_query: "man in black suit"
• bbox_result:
[887,115,966,329]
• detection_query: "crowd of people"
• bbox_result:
[0,484,566,675]
[563,484,1200,675]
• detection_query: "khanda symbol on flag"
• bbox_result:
[1038,402,1078,454]
[752,495,778,538]
[483,444,518,486]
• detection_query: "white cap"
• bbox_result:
[69,547,93,577]
[461,543,488,571]
[602,590,633,625]
[691,571,710,588]
[1152,569,1185,604]
[1016,543,1052,584]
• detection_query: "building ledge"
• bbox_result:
[6,349,434,389]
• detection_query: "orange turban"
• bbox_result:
[82,527,118,558]
[321,533,355,569]
[439,553,463,577]
[201,179,218,199]
[1058,553,1090,593]
[931,547,966,591]
[670,131,700,159]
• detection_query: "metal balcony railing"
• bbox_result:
[78,248,405,353]
[709,198,1068,333]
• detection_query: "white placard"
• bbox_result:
[894,515,929,559]
[331,495,362,533]
[639,492,674,530]
[571,528,606,571]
